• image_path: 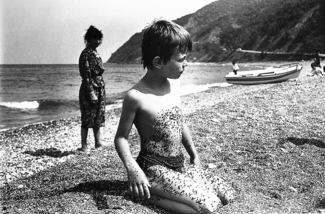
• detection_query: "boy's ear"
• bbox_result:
[153,56,163,69]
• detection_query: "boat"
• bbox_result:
[225,63,303,85]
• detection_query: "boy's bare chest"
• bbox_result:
[140,93,180,114]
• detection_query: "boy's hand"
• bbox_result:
[128,168,151,199]
[190,156,201,166]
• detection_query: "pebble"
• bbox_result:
[208,163,217,169]
[0,114,119,187]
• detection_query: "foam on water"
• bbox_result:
[0,101,39,109]
[180,82,232,95]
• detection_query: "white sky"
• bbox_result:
[0,0,214,64]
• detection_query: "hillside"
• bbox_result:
[107,0,325,63]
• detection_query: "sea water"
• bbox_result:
[0,63,237,131]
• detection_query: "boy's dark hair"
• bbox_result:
[84,25,103,45]
[141,20,192,69]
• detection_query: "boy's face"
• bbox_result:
[161,52,188,79]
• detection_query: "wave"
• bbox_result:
[180,82,232,95]
[0,97,123,111]
[37,99,78,110]
[0,101,39,109]
[0,100,79,111]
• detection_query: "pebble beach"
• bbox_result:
[1,61,325,214]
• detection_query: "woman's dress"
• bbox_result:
[78,47,106,128]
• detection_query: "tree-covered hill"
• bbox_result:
[107,0,324,63]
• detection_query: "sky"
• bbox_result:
[0,0,214,64]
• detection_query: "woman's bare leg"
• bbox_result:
[93,127,103,148]
[80,127,89,152]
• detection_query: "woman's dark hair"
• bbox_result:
[84,25,103,45]
[141,20,192,70]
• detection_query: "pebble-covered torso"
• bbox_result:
[143,106,183,156]
[137,106,185,171]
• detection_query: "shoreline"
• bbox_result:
[0,61,293,132]
[2,60,324,213]
[0,62,302,133]
[0,61,313,182]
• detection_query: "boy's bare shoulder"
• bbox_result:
[123,81,146,104]
[127,80,154,96]
[125,87,141,101]
[124,78,180,102]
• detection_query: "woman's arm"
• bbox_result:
[114,90,151,199]
[80,52,97,101]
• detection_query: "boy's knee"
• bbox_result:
[200,202,220,214]
[217,184,237,205]
[222,189,237,205]
[198,194,222,213]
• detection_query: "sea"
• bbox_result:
[0,63,255,131]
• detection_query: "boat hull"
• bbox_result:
[225,64,302,85]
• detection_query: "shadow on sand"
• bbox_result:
[24,147,76,158]
[65,180,129,210]
[286,137,325,149]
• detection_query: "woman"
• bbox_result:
[78,25,106,152]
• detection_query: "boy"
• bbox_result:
[114,20,235,213]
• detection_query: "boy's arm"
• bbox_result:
[181,123,201,166]
[114,91,151,199]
